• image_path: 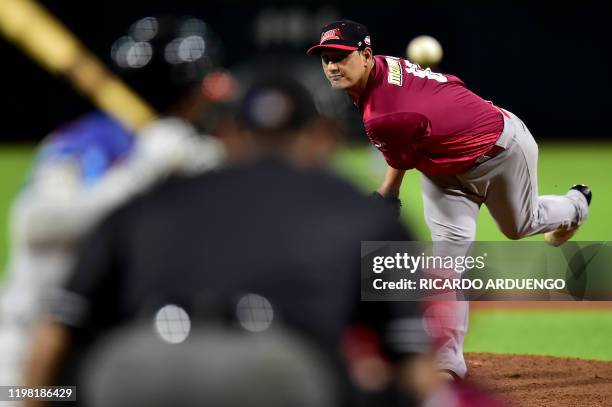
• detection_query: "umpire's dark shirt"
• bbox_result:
[51,157,418,395]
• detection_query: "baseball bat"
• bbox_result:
[0,0,157,131]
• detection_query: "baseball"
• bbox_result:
[406,35,443,67]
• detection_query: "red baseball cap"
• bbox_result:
[306,20,371,55]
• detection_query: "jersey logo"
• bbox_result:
[385,57,403,86]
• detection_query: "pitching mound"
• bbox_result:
[466,353,612,406]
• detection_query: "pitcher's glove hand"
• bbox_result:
[369,192,402,219]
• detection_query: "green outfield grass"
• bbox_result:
[0,145,34,277]
[333,142,612,241]
[465,309,612,361]
[1,142,612,362]
[333,142,612,362]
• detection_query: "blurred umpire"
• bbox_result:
[24,76,434,406]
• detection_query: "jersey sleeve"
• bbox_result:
[33,112,135,187]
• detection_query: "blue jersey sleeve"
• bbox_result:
[33,112,135,186]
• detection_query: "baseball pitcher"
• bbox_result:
[307,20,592,379]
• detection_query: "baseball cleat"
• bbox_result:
[544,184,592,247]
[570,184,592,205]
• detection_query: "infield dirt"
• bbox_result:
[466,353,612,406]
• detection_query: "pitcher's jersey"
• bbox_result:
[356,55,504,174]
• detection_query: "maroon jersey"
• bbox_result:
[356,55,504,175]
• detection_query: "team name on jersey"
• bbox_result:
[385,57,403,86]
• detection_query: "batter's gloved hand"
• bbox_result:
[369,192,402,219]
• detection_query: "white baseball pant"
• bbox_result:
[420,110,589,377]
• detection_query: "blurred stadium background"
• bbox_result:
[1,0,611,369]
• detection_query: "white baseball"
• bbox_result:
[406,35,443,67]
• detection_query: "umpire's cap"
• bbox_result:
[238,78,319,135]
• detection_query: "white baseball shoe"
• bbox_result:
[544,184,592,247]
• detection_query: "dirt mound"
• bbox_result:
[466,353,612,406]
